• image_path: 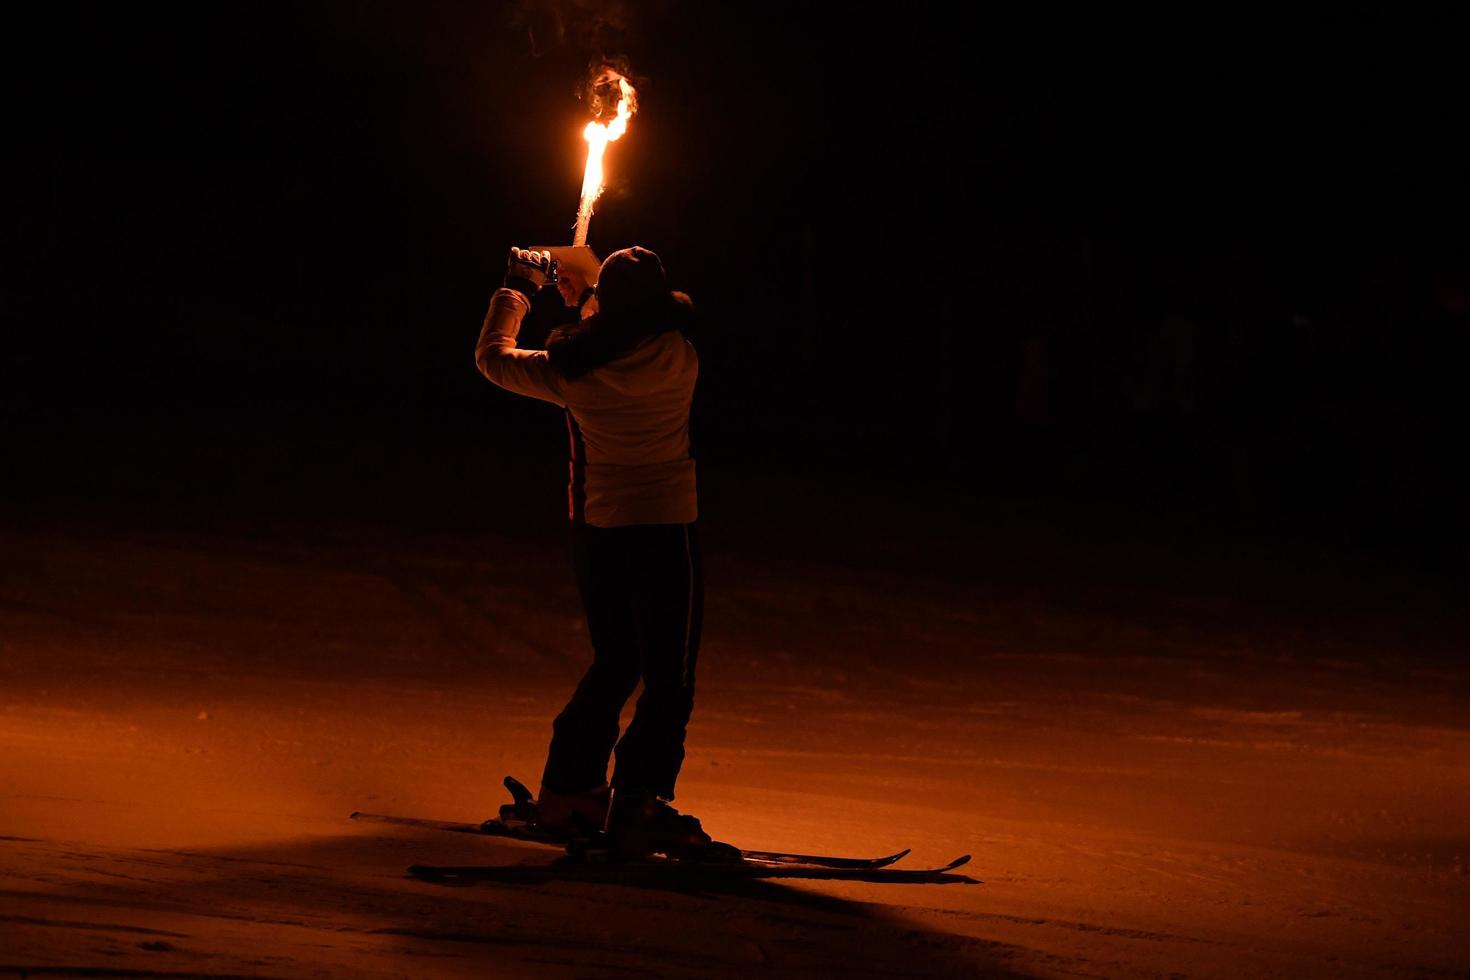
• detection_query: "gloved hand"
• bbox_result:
[504,247,554,301]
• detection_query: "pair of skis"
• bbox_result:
[351,776,979,885]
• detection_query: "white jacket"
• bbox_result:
[475,288,698,528]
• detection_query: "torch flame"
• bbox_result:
[574,70,636,246]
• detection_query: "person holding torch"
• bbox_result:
[474,244,725,860]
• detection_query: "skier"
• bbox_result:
[475,244,720,859]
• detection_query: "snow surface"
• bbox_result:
[1,518,1467,978]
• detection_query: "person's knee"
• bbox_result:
[633,682,693,720]
[555,683,635,728]
[579,659,640,695]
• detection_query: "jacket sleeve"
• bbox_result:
[474,288,566,405]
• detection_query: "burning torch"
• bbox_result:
[572,66,637,247]
[534,67,637,303]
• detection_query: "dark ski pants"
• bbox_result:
[539,521,703,801]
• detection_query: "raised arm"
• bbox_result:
[474,248,566,405]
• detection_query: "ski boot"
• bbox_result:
[531,783,612,838]
[491,776,609,840]
[602,789,741,863]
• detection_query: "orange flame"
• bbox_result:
[574,70,636,245]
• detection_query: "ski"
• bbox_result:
[350,810,913,870]
[352,810,544,839]
[406,853,979,885]
[353,774,914,870]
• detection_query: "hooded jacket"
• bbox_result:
[475,288,698,527]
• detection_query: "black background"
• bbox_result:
[6,3,1467,576]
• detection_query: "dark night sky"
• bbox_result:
[5,3,1468,569]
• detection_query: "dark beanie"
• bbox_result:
[548,247,696,379]
[596,246,669,318]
